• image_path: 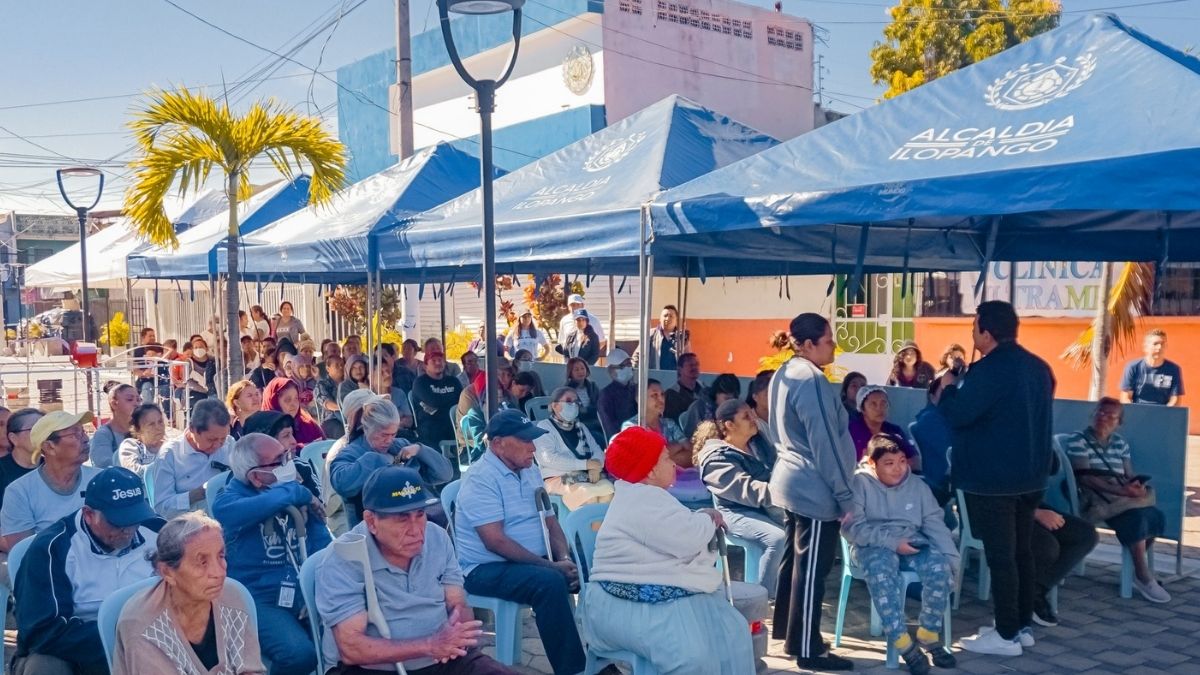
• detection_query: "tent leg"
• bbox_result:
[439,286,447,351]
[365,269,374,379]
[637,204,653,425]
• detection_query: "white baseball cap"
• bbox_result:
[567,294,585,305]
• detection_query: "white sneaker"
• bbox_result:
[986,623,1035,648]
[1134,577,1171,603]
[961,627,1022,656]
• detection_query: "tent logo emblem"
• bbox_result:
[583,132,647,172]
[985,53,1097,111]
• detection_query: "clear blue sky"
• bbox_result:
[2,0,1197,213]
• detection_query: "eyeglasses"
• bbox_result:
[49,428,87,443]
[254,451,295,470]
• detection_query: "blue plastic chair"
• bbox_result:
[562,504,658,675]
[99,576,259,669]
[300,439,337,484]
[141,463,156,507]
[204,470,232,516]
[834,537,952,670]
[953,489,989,608]
[710,497,765,586]
[299,548,331,675]
[525,396,551,422]
[7,535,35,589]
[439,478,527,666]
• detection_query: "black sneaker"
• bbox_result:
[924,646,957,669]
[900,643,931,675]
[796,653,855,671]
[1032,597,1059,627]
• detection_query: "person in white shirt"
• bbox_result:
[583,426,755,675]
[556,294,606,353]
[151,399,234,517]
[505,311,550,360]
[1,411,101,553]
[533,387,613,511]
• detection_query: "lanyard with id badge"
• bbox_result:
[263,506,308,611]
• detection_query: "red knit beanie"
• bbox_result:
[605,426,665,483]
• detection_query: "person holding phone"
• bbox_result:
[1064,397,1168,603]
[845,434,959,674]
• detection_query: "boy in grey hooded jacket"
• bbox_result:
[846,435,959,674]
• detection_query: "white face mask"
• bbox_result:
[270,460,297,485]
[194,348,208,359]
[558,402,580,422]
[613,367,634,384]
[517,360,534,373]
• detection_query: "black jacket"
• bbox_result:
[939,341,1056,496]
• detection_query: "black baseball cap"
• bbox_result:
[84,467,157,528]
[484,409,547,442]
[362,467,439,514]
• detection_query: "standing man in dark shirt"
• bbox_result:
[937,301,1055,657]
[633,305,690,371]
[1120,328,1184,406]
[412,350,463,449]
[663,353,706,422]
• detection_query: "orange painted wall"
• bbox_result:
[914,316,1198,434]
[674,315,1197,434]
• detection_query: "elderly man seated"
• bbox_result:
[454,410,586,675]
[153,399,234,517]
[213,433,332,675]
[13,467,160,675]
[317,467,516,675]
[1,411,100,554]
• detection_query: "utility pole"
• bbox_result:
[815,54,825,107]
[395,0,421,340]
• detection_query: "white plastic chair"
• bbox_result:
[953,489,989,608]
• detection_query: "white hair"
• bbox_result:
[229,432,280,482]
[360,397,401,437]
[150,512,222,571]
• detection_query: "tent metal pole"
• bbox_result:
[365,269,374,379]
[439,285,447,350]
[637,204,653,425]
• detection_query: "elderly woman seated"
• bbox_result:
[534,386,614,510]
[112,512,266,674]
[328,395,452,526]
[583,427,756,675]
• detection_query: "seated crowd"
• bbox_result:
[0,303,1179,675]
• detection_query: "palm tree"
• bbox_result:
[1061,262,1155,398]
[125,88,346,383]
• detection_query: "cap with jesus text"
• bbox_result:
[484,408,547,442]
[84,467,158,528]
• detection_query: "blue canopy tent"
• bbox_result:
[371,95,779,283]
[649,14,1200,279]
[125,176,313,281]
[224,143,485,285]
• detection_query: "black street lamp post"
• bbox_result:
[437,0,523,417]
[56,167,105,342]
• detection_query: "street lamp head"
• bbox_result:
[55,166,105,212]
[445,0,523,14]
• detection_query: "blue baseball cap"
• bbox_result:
[571,308,588,320]
[84,467,157,528]
[362,467,439,514]
[484,408,547,442]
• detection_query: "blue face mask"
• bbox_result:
[613,367,634,384]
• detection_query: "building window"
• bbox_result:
[656,1,751,38]
[766,24,804,51]
[619,0,642,15]
[920,272,965,317]
[1152,263,1200,316]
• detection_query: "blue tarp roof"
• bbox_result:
[650,14,1200,274]
[127,176,313,280]
[373,95,778,282]
[226,143,484,284]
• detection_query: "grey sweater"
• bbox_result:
[844,464,959,566]
[767,357,857,521]
[697,438,785,524]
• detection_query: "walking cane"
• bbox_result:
[533,487,555,560]
[334,534,408,675]
[283,504,308,561]
[716,528,735,606]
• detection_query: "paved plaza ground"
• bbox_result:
[8,438,1200,674]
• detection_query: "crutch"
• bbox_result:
[533,487,555,560]
[715,528,735,605]
[335,533,408,675]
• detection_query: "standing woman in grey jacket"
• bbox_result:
[768,313,857,671]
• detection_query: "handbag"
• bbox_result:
[1074,437,1155,523]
